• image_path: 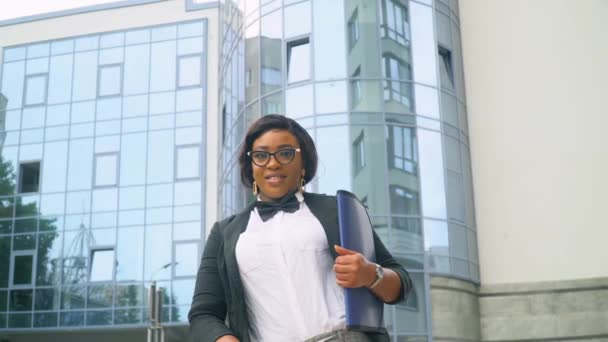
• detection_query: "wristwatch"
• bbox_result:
[368,263,384,289]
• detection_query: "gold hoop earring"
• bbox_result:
[300,177,305,192]
[253,181,258,195]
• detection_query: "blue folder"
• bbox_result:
[336,190,384,331]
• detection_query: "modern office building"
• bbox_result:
[0,0,607,341]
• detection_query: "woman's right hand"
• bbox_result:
[217,335,240,342]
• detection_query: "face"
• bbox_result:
[251,129,304,202]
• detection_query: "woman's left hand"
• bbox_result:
[333,245,377,288]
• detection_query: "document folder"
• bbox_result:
[336,190,384,331]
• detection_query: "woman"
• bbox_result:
[189,115,412,342]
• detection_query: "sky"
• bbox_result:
[0,0,128,21]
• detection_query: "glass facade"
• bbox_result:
[0,20,207,329]
[218,0,475,340]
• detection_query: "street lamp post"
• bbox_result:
[147,262,177,342]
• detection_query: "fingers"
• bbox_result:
[334,245,357,256]
[333,264,353,274]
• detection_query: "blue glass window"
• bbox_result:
[24,74,48,106]
[98,64,123,97]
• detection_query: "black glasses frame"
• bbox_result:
[247,148,301,167]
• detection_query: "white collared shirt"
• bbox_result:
[235,192,346,342]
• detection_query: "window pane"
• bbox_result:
[19,162,41,193]
[147,131,174,183]
[10,289,33,311]
[150,41,177,92]
[48,55,73,104]
[90,249,114,282]
[1,61,25,110]
[13,255,34,285]
[95,154,118,187]
[178,56,201,87]
[124,45,150,95]
[284,1,311,38]
[410,2,437,86]
[174,242,198,277]
[116,227,143,281]
[144,225,172,280]
[176,145,200,180]
[72,51,98,101]
[25,75,47,106]
[99,65,122,97]
[287,39,310,83]
[120,133,146,186]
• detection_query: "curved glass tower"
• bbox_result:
[218,0,476,339]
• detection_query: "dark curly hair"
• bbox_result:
[238,114,318,188]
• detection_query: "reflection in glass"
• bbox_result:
[382,54,412,108]
[10,289,33,311]
[260,9,282,95]
[18,162,41,193]
[1,61,25,110]
[115,284,144,307]
[145,225,172,280]
[262,91,283,115]
[86,310,112,325]
[315,81,347,114]
[313,0,346,81]
[36,230,62,286]
[409,2,437,86]
[12,253,34,285]
[174,242,198,277]
[35,288,60,310]
[87,284,113,308]
[8,313,31,328]
[387,125,417,174]
[116,227,143,281]
[395,272,426,333]
[316,126,351,195]
[285,85,312,118]
[34,312,58,327]
[417,129,447,219]
[424,219,448,255]
[380,0,410,46]
[284,1,311,39]
[114,308,142,324]
[60,310,84,327]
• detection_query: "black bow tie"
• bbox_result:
[255,191,300,222]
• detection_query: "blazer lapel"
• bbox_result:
[304,192,340,259]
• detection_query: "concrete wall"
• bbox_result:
[431,276,481,342]
[459,0,608,284]
[0,0,220,233]
[479,277,608,341]
[431,276,608,341]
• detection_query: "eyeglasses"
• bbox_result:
[247,148,301,167]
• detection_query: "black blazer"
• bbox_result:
[188,192,412,342]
